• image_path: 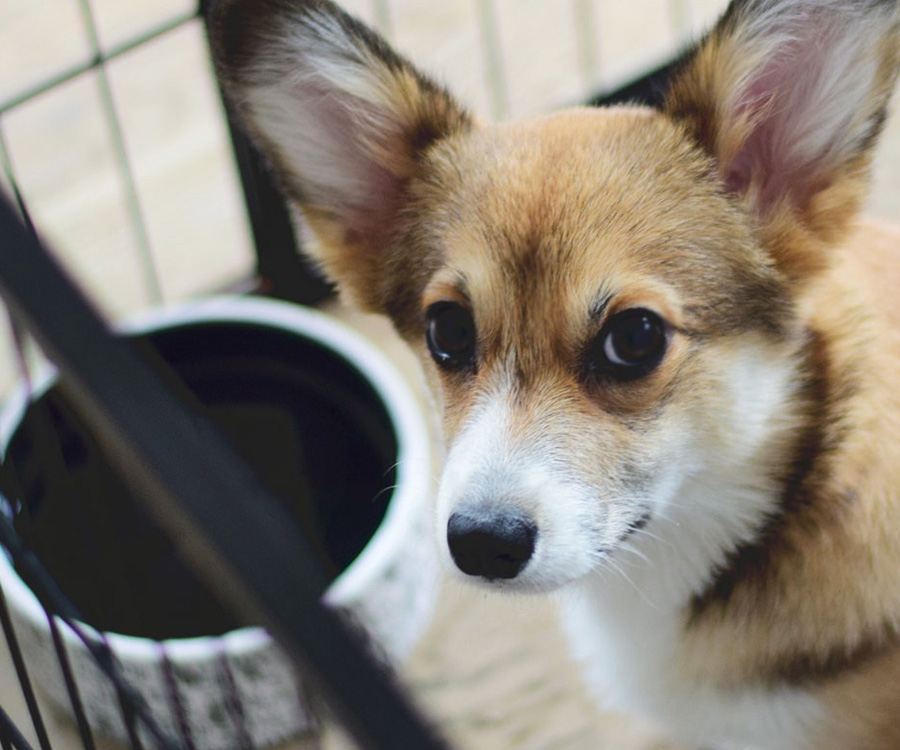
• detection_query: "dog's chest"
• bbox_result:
[555,548,822,750]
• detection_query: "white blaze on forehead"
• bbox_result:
[435,391,519,526]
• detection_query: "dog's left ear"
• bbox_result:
[666,0,900,281]
[208,0,471,312]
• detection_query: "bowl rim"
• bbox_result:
[0,295,432,663]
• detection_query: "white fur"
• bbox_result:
[437,343,799,600]
[558,577,822,750]
[435,390,603,592]
[436,340,815,747]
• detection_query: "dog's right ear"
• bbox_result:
[664,0,900,284]
[208,0,471,311]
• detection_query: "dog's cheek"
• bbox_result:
[682,337,801,472]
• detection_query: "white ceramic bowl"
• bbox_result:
[0,296,437,749]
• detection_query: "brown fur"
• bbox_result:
[209,1,900,746]
[680,220,900,711]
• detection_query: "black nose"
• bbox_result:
[447,510,537,580]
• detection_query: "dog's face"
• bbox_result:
[402,110,799,591]
[210,0,900,593]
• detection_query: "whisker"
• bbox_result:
[599,554,660,612]
[618,541,651,565]
[381,460,402,479]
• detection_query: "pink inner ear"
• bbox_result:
[723,68,782,198]
[721,12,856,213]
[283,76,407,245]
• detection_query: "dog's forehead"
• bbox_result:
[418,107,786,341]
[433,108,709,236]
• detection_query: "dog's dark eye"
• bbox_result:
[587,308,667,381]
[426,302,476,370]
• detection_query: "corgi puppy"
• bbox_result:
[209,0,900,747]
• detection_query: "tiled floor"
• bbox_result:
[2,1,900,749]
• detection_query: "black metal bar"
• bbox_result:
[0,195,448,749]
[44,613,96,750]
[0,703,36,750]
[587,52,689,109]
[159,646,194,750]
[215,649,252,750]
[101,633,144,750]
[0,583,52,750]
[1,123,38,393]
[0,124,35,240]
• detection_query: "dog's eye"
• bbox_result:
[587,308,667,381]
[426,302,476,370]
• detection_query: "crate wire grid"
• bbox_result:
[0,1,724,748]
[0,505,180,750]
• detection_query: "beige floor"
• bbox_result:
[0,584,684,750]
[3,1,900,749]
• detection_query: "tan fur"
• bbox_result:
[209,1,900,746]
[681,221,900,683]
[676,221,900,750]
[813,648,900,750]
[666,2,900,290]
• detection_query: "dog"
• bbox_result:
[209,0,900,747]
